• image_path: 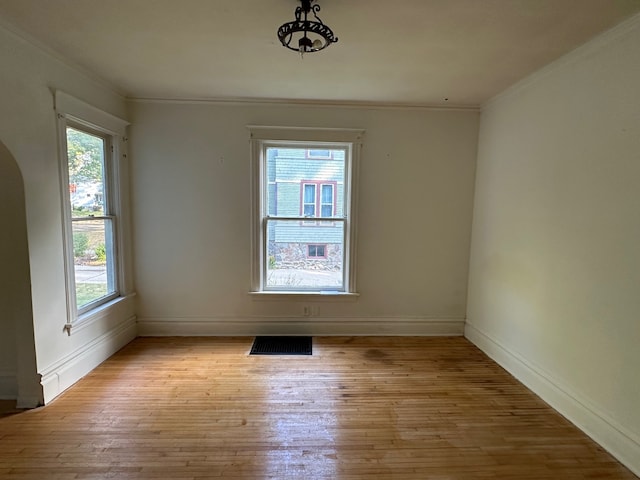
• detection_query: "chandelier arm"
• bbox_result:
[311,4,325,24]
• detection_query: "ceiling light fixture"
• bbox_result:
[277,0,338,56]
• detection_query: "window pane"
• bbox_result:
[266,219,343,289]
[308,245,326,257]
[308,149,331,158]
[304,184,316,204]
[303,205,315,217]
[321,184,333,203]
[67,127,106,217]
[72,218,116,309]
[265,147,345,219]
[321,205,332,217]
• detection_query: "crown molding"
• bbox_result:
[127,95,480,112]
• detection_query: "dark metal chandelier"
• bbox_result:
[277,0,338,55]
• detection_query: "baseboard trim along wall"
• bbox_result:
[464,322,640,477]
[0,368,17,399]
[137,316,465,337]
[39,316,137,404]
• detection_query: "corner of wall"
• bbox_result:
[40,316,137,404]
[465,322,640,477]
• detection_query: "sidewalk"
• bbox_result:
[75,265,107,283]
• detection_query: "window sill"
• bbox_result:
[64,293,136,335]
[249,291,359,302]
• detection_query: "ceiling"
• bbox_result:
[1,0,639,107]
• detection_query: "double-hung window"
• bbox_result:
[249,126,364,294]
[65,124,117,312]
[56,91,128,325]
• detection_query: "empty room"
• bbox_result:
[0,1,639,478]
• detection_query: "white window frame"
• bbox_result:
[55,91,129,330]
[249,126,364,296]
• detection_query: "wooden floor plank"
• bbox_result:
[0,336,636,479]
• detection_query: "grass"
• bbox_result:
[76,283,108,307]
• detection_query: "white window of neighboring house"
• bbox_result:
[55,91,129,326]
[249,126,364,295]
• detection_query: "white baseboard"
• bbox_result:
[465,322,640,477]
[0,368,17,399]
[137,316,465,337]
[40,316,137,404]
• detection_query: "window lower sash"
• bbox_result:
[262,217,347,292]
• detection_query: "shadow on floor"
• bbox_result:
[0,400,26,418]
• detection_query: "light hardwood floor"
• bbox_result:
[0,336,636,479]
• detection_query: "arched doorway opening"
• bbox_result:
[0,140,41,407]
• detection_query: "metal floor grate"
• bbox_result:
[250,336,312,355]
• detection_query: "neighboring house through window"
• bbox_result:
[249,126,364,294]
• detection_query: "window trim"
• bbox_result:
[248,126,364,296]
[55,91,129,330]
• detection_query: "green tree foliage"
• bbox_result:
[66,128,103,184]
[73,232,89,258]
[95,243,107,262]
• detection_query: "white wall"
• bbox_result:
[130,102,479,335]
[0,24,137,404]
[466,15,640,475]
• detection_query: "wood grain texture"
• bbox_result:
[0,337,636,479]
